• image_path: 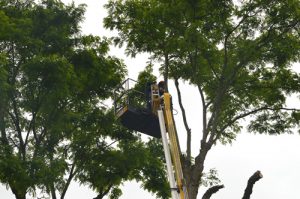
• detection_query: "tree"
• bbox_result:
[104,0,300,198]
[0,1,172,199]
[0,1,128,198]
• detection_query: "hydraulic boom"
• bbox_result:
[114,79,189,199]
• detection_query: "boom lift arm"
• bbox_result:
[158,93,189,199]
[114,79,189,199]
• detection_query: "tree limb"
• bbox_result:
[242,171,263,199]
[60,162,77,199]
[25,111,37,147]
[93,183,114,199]
[202,185,224,199]
[0,105,8,145]
[174,78,192,161]
[218,106,300,138]
[197,85,208,142]
[50,183,57,199]
[7,137,18,148]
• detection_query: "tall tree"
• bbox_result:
[0,1,129,198]
[0,1,171,199]
[104,0,300,198]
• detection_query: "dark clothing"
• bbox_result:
[158,81,165,96]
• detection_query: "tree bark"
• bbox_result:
[186,145,210,199]
[242,171,263,199]
[202,185,224,199]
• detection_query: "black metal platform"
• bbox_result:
[118,106,161,138]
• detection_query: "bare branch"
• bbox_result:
[197,85,209,143]
[202,185,224,199]
[174,78,192,160]
[242,171,263,199]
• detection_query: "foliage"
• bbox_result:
[201,169,221,188]
[137,139,170,199]
[128,64,157,109]
[0,1,156,199]
[0,1,171,199]
[104,0,300,198]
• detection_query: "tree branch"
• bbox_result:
[202,185,224,199]
[0,105,8,145]
[174,78,192,161]
[8,137,18,148]
[242,171,263,199]
[93,183,114,199]
[218,106,300,139]
[60,162,78,199]
[197,85,209,145]
[25,111,37,147]
[8,109,24,155]
[50,183,57,199]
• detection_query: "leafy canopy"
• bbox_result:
[104,1,299,198]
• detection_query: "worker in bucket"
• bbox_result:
[158,80,165,96]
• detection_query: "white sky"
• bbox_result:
[1,1,300,199]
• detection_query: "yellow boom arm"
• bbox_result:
[162,93,189,199]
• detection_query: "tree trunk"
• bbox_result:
[188,184,201,199]
[15,194,26,199]
[11,186,26,199]
[50,183,57,199]
[185,146,210,199]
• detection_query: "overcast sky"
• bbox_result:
[1,1,300,199]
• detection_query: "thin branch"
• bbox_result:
[60,162,78,199]
[207,61,221,81]
[25,112,37,147]
[219,106,267,134]
[174,78,192,160]
[242,171,263,199]
[202,185,224,199]
[205,9,271,145]
[8,137,19,148]
[226,12,258,39]
[197,85,209,144]
[8,110,24,153]
[0,106,8,145]
[226,2,263,40]
[205,100,213,109]
[219,106,299,137]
